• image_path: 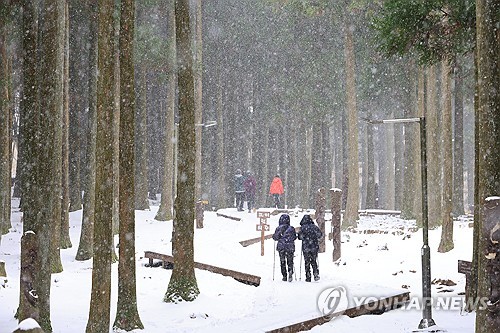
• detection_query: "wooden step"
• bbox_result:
[144,251,261,286]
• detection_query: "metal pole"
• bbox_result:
[418,116,436,329]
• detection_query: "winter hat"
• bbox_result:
[279,214,290,225]
[300,214,313,226]
[236,169,242,175]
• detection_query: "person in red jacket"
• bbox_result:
[269,174,284,208]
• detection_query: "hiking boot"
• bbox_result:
[305,274,311,282]
[288,272,293,282]
[314,275,320,281]
[282,276,287,281]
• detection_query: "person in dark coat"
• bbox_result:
[243,170,257,213]
[234,169,245,211]
[298,214,322,282]
[272,214,297,282]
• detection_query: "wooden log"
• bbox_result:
[144,251,261,286]
[316,187,326,253]
[216,212,241,221]
[266,292,410,333]
[330,188,342,261]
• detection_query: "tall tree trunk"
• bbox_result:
[215,71,226,209]
[50,0,66,274]
[341,102,348,210]
[194,0,203,203]
[0,16,11,236]
[401,64,418,221]
[60,0,72,250]
[76,0,97,261]
[379,117,395,210]
[343,19,359,228]
[394,116,403,211]
[438,60,454,253]
[155,0,176,221]
[426,65,441,228]
[310,122,323,206]
[365,116,375,208]
[261,123,270,207]
[164,0,199,303]
[452,60,465,216]
[135,69,149,210]
[86,1,115,331]
[304,125,313,208]
[35,0,65,330]
[475,0,500,331]
[18,0,40,320]
[113,0,144,329]
[68,1,84,212]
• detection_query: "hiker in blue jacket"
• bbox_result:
[272,214,297,282]
[298,214,322,282]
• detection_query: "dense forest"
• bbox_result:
[0,0,498,332]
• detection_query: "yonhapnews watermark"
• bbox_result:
[317,285,490,318]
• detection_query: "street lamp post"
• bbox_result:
[362,116,436,329]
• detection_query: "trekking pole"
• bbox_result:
[299,244,303,281]
[273,241,276,281]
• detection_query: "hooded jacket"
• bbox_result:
[234,170,245,193]
[272,214,296,253]
[269,176,284,195]
[298,215,322,253]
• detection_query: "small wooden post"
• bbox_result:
[19,231,40,322]
[315,187,326,253]
[330,188,342,261]
[257,211,270,256]
[483,197,500,325]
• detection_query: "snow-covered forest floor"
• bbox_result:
[0,198,476,332]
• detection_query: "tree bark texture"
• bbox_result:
[86,1,114,331]
[135,69,150,210]
[164,0,199,303]
[76,1,97,261]
[330,188,342,261]
[194,0,203,204]
[343,19,359,228]
[113,0,144,329]
[438,60,454,253]
[156,0,176,221]
[68,0,85,212]
[316,187,326,253]
[475,0,500,331]
[452,60,465,216]
[60,0,72,250]
[426,66,441,228]
[0,17,11,236]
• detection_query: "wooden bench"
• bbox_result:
[458,260,472,295]
[144,251,261,286]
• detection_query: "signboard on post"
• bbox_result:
[256,211,271,256]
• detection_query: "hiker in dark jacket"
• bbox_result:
[298,214,322,282]
[272,214,297,282]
